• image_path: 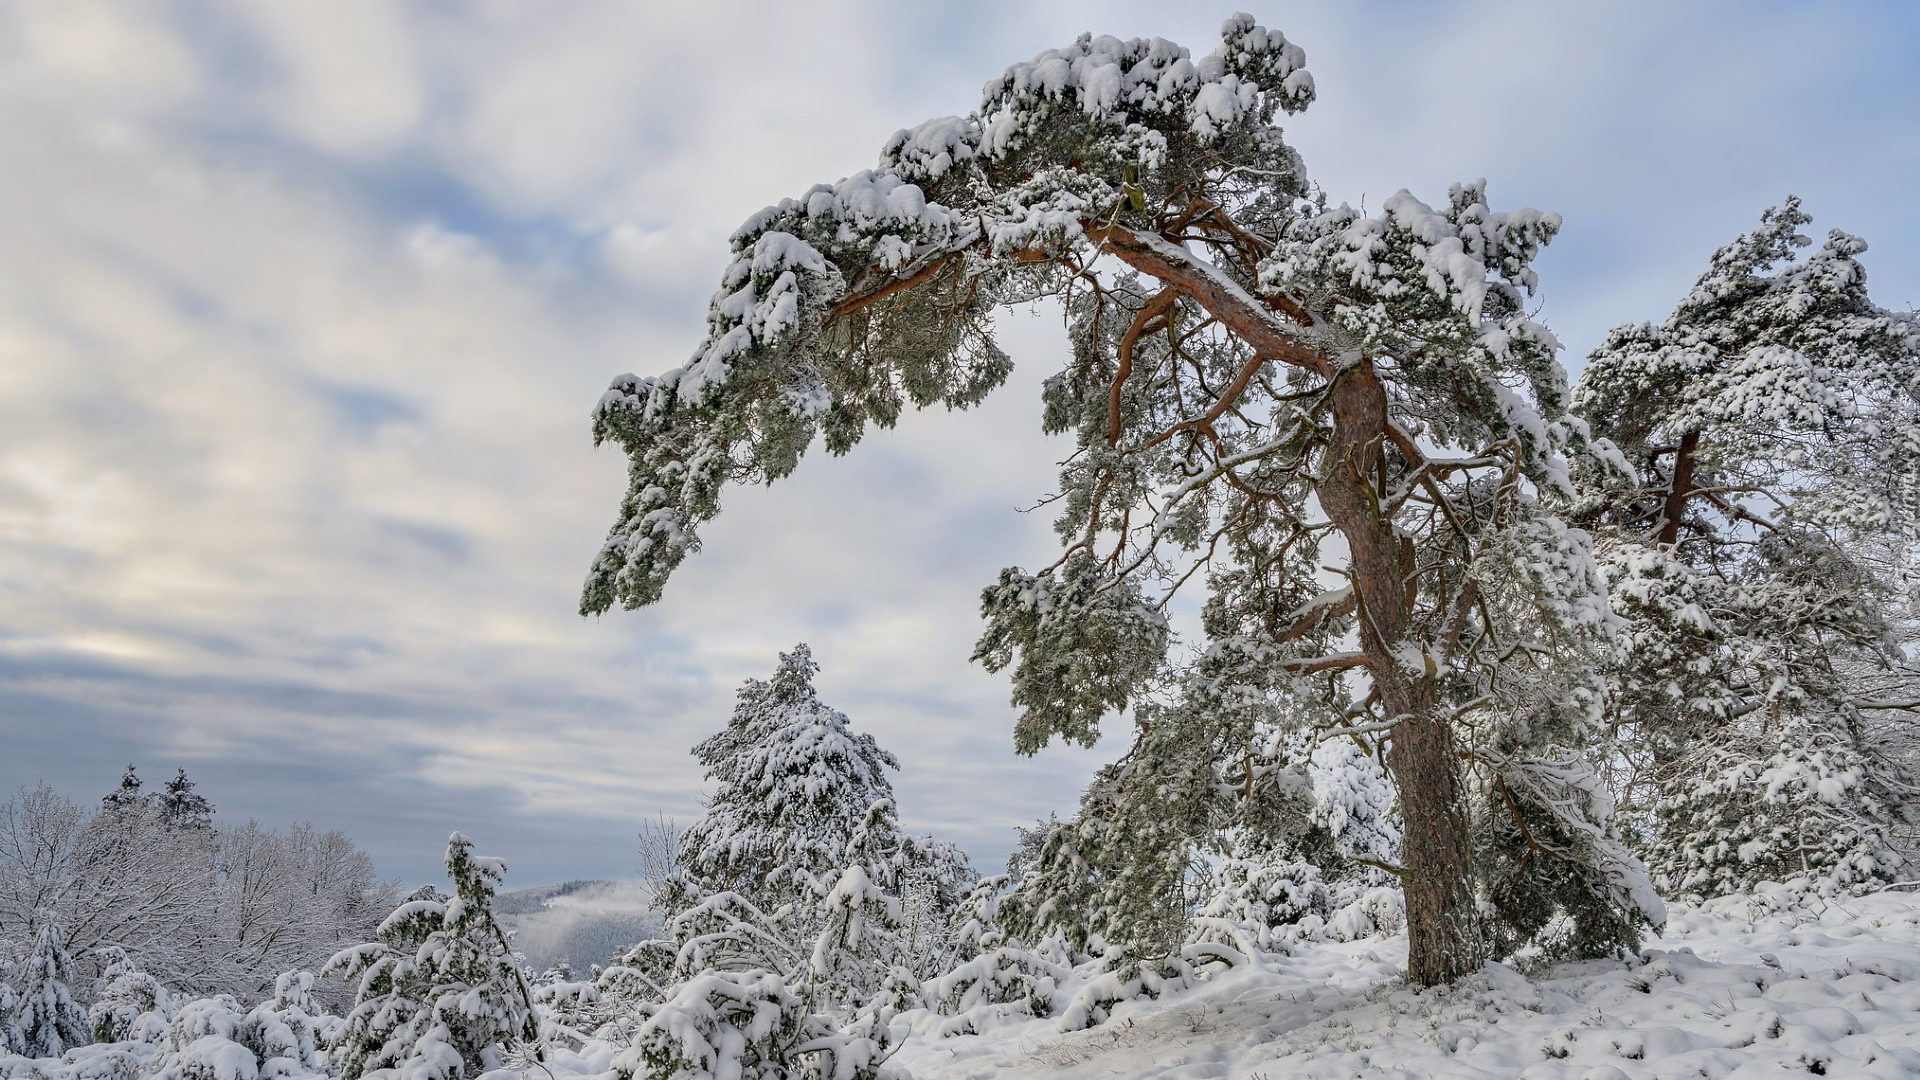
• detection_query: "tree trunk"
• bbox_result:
[1316,360,1483,986]
[1655,428,1700,547]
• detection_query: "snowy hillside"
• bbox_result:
[493,881,660,975]
[540,886,1920,1080]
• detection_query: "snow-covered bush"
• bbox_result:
[1188,855,1330,955]
[1185,839,1407,957]
[1652,730,1903,899]
[87,952,174,1046]
[1321,883,1405,943]
[631,868,915,1077]
[529,974,612,1050]
[613,965,907,1080]
[919,878,1068,1035]
[235,972,328,1076]
[0,982,22,1058]
[150,996,254,1080]
[1053,947,1227,1034]
[612,970,810,1080]
[922,948,1066,1036]
[1306,739,1401,870]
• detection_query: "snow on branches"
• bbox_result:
[583,12,1657,986]
[1573,200,1920,898]
[581,16,1319,617]
[324,835,539,1080]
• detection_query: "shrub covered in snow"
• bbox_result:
[87,952,174,1047]
[1652,730,1903,899]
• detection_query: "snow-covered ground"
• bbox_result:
[859,888,1920,1080]
[16,888,1920,1080]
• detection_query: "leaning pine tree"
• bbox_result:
[1572,198,1920,897]
[584,16,1657,984]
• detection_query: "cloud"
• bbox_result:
[0,0,1914,887]
[224,0,425,154]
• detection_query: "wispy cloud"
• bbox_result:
[0,0,1914,886]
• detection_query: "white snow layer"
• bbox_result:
[873,888,1920,1079]
[904,887,1918,1080]
[14,888,1920,1079]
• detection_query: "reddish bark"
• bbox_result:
[1656,428,1701,547]
[1316,362,1484,986]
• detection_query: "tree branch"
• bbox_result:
[827,252,962,322]
[1108,288,1178,445]
[1081,221,1329,377]
[1277,652,1373,674]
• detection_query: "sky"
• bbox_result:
[1,0,1916,889]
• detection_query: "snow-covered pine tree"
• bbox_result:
[158,770,213,832]
[607,649,972,1080]
[667,644,974,987]
[15,916,89,1058]
[325,834,540,1080]
[0,981,22,1058]
[581,16,1651,983]
[100,765,146,816]
[1572,198,1920,898]
[672,645,899,915]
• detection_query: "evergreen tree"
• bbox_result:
[0,982,22,1058]
[580,16,1653,983]
[674,645,902,913]
[159,769,214,832]
[325,834,540,1080]
[15,916,89,1058]
[100,765,146,815]
[668,644,975,982]
[605,649,973,1079]
[1572,199,1920,897]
